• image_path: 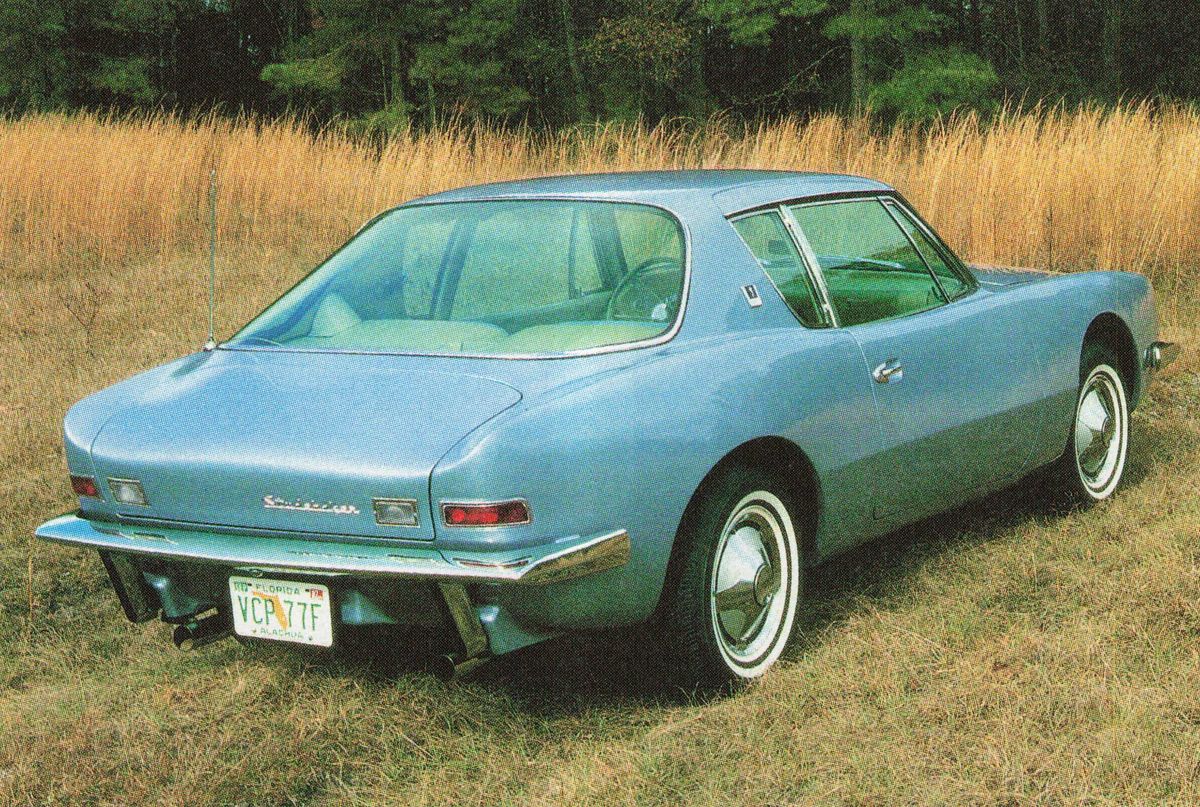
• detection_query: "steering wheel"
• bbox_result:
[605,256,683,322]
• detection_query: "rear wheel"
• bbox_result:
[1051,341,1130,503]
[657,464,804,687]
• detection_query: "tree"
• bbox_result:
[0,0,68,109]
[823,0,994,117]
[869,47,998,118]
[2,0,1200,127]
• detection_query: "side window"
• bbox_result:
[730,211,825,327]
[884,201,969,299]
[790,199,943,327]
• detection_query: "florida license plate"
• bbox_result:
[228,575,333,647]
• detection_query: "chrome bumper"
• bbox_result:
[34,514,630,586]
[38,514,631,673]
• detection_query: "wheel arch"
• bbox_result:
[1084,312,1141,408]
[654,435,822,616]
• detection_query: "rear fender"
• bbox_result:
[430,327,881,631]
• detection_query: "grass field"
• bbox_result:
[0,106,1197,805]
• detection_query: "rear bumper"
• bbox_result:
[37,513,631,666]
[34,514,629,586]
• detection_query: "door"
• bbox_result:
[729,207,884,551]
[786,197,1044,522]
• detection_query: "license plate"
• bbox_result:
[228,575,333,647]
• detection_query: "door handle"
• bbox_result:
[872,359,904,384]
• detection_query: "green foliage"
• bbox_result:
[698,0,828,47]
[410,0,533,117]
[824,2,943,45]
[0,0,67,108]
[0,0,1197,124]
[261,58,344,101]
[90,57,154,103]
[342,104,412,139]
[869,48,999,119]
[585,1,692,82]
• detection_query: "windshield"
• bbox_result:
[227,199,687,357]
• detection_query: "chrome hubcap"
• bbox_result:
[752,563,774,607]
[711,500,789,664]
[1074,368,1125,495]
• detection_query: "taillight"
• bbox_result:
[442,500,531,527]
[70,475,100,498]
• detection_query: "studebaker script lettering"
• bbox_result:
[262,495,360,516]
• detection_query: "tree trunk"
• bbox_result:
[970,0,985,56]
[1036,0,1049,54]
[1101,0,1122,97]
[390,39,405,112]
[1013,0,1025,69]
[558,0,587,121]
[849,0,867,113]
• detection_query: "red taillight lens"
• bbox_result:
[70,475,100,498]
[442,500,530,527]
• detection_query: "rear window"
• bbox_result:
[227,200,687,356]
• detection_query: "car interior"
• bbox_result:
[733,197,964,328]
[241,200,687,355]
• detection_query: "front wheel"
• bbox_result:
[657,465,804,687]
[1051,342,1131,503]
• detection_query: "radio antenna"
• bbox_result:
[203,168,218,351]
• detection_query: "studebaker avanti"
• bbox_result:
[36,170,1176,686]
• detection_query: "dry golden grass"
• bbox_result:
[2,103,1199,312]
[1,106,1199,805]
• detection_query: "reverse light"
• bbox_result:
[70,475,100,498]
[442,499,531,527]
[108,478,148,507]
[373,498,420,527]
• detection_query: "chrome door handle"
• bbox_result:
[872,359,904,384]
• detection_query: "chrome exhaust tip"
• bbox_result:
[1147,341,1180,370]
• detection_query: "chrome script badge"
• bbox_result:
[262,495,360,516]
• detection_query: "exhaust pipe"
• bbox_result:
[172,612,233,651]
[429,653,490,682]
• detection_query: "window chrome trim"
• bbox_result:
[728,190,980,329]
[778,204,840,328]
[879,198,952,303]
[219,196,692,361]
[786,194,984,328]
[881,195,978,299]
[727,207,837,329]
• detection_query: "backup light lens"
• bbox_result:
[70,475,100,498]
[442,500,530,527]
[108,478,148,507]
[373,498,419,527]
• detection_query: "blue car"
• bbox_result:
[36,170,1176,685]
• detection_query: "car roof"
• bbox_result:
[410,169,894,216]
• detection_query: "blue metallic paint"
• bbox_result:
[39,170,1162,659]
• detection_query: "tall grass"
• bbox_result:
[2,105,1199,804]
[2,104,1198,320]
